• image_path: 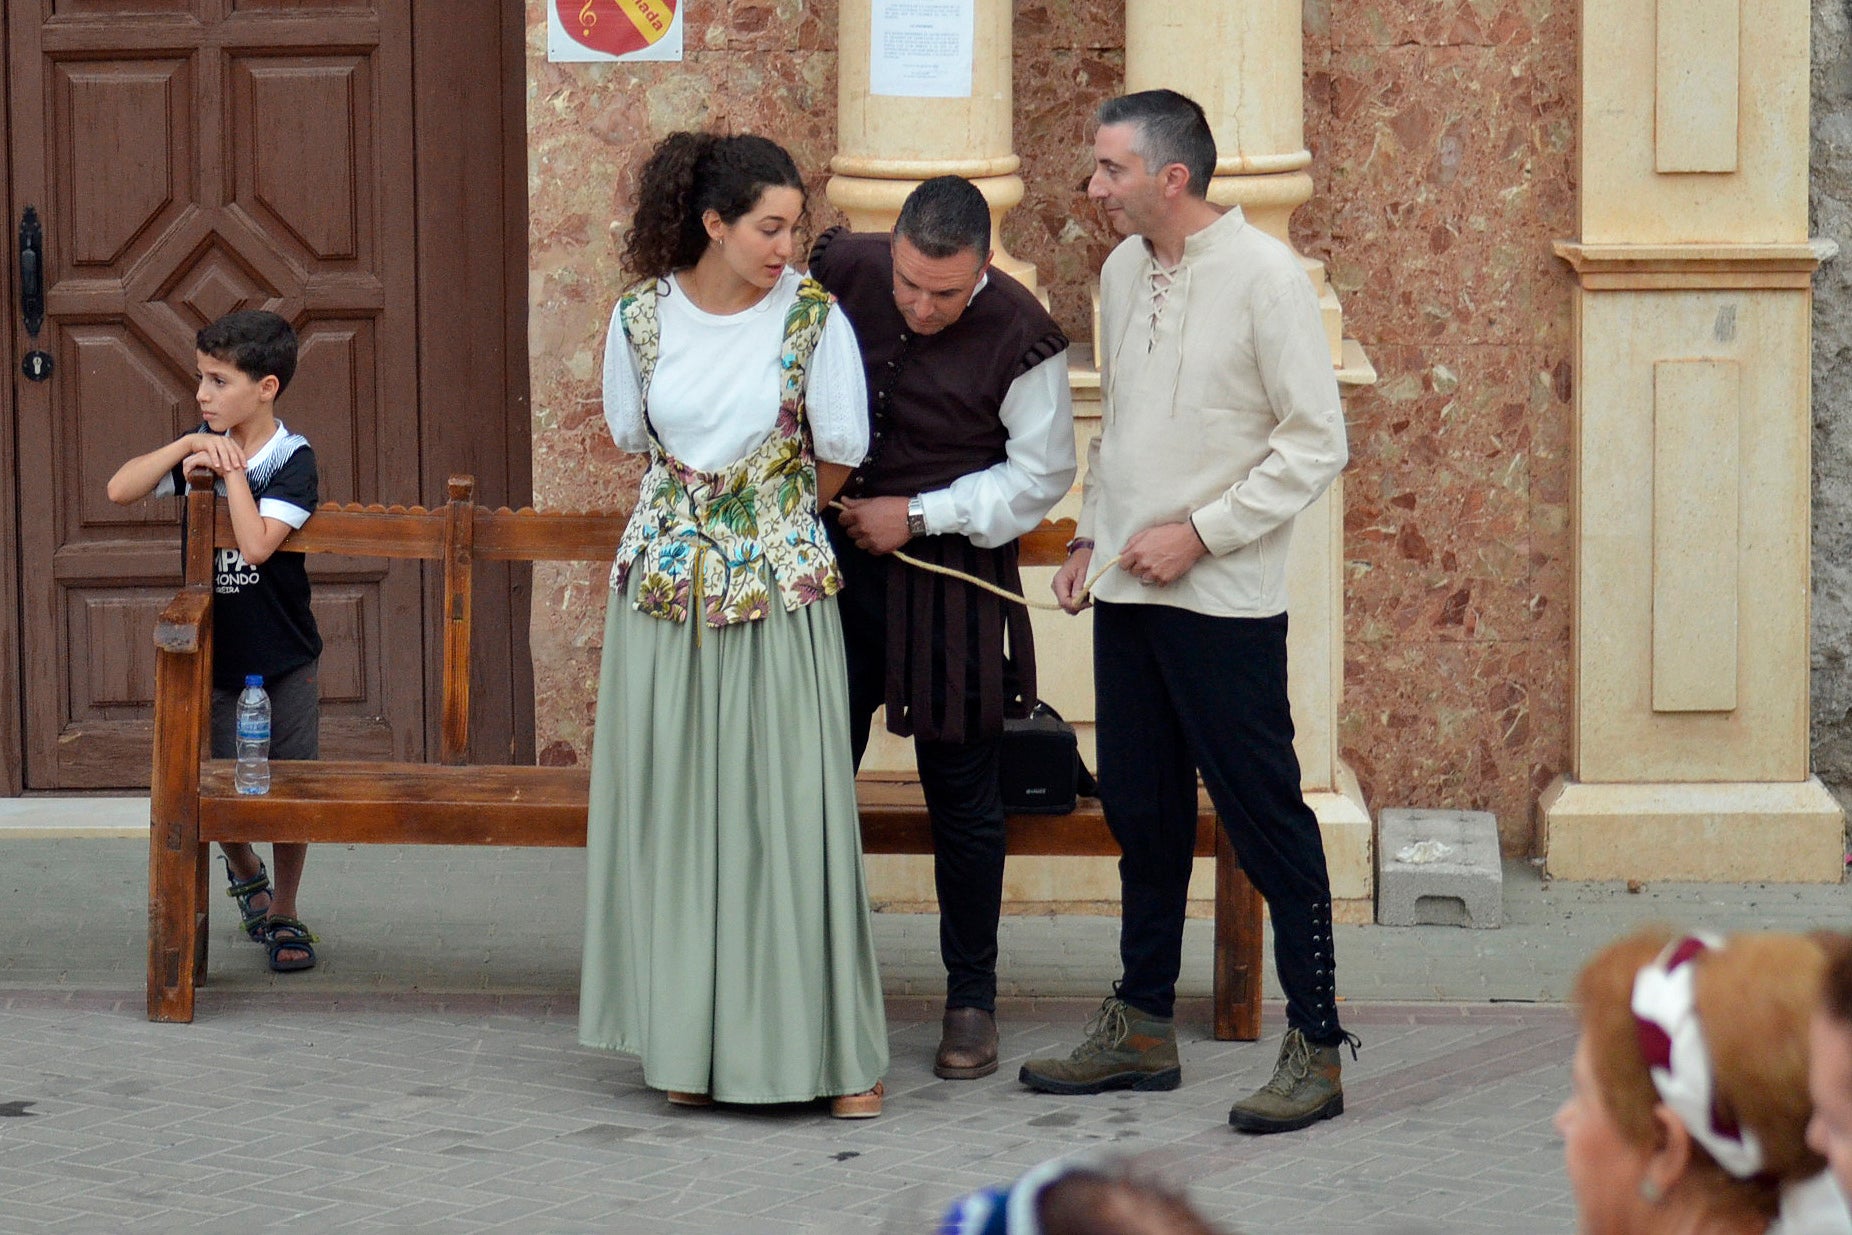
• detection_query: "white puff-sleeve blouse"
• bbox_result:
[602,268,870,473]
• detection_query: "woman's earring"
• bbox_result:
[1638,1177,1662,1205]
[717,236,724,248]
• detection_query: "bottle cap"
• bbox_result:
[245,674,263,688]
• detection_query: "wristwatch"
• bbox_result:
[906,495,929,538]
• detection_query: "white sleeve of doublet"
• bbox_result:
[804,305,872,467]
[600,301,650,456]
[917,351,1076,549]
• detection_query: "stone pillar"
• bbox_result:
[1124,0,1378,917]
[826,0,1035,288]
[1544,0,1842,880]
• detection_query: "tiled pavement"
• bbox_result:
[0,828,1846,1233]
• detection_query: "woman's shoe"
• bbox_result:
[665,1091,714,1108]
[829,1082,884,1120]
[221,856,272,942]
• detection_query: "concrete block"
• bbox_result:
[1377,808,1502,928]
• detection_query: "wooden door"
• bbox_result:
[9,1,424,787]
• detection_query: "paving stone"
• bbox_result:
[0,826,1848,1231]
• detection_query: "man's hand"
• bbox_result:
[1119,520,1208,587]
[1053,545,1094,613]
[836,495,913,555]
[180,434,246,477]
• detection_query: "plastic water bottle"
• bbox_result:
[234,675,271,795]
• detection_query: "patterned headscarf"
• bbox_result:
[1629,932,1765,1178]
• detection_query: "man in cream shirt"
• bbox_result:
[1019,89,1356,1135]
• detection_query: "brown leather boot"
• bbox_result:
[934,1006,999,1079]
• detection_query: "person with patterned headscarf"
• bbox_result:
[1559,928,1852,1235]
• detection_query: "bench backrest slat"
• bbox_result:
[472,509,627,561]
[184,470,1081,762]
[235,507,451,558]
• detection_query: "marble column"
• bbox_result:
[1544,0,1843,879]
[825,0,1034,288]
[1123,0,1378,917]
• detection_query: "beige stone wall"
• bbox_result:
[522,1,1580,855]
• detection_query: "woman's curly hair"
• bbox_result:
[620,132,806,283]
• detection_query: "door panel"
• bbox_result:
[10,0,422,787]
[235,57,369,263]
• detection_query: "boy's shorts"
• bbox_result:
[210,659,320,762]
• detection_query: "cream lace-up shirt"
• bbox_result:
[1078,206,1348,617]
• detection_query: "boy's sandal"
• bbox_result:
[221,856,272,942]
[262,916,318,973]
[829,1082,884,1120]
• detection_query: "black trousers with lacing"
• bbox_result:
[1093,601,1344,1046]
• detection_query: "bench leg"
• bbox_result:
[147,815,202,1023]
[192,841,210,986]
[1212,826,1263,1041]
[148,597,210,1023]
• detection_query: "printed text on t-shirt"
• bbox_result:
[216,547,260,594]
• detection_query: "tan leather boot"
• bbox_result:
[1227,1028,1359,1133]
[1017,997,1181,1094]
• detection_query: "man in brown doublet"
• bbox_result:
[811,177,1074,1080]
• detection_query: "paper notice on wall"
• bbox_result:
[869,0,974,98]
[548,0,683,63]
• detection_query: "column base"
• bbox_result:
[1541,775,1845,882]
[1309,760,1374,923]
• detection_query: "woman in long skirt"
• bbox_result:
[579,132,888,1116]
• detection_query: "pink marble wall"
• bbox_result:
[1299,0,1578,852]
[524,0,845,764]
[524,0,1578,852]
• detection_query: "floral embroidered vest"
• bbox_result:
[610,277,844,627]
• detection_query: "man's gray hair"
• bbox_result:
[1097,90,1217,199]
[894,176,993,261]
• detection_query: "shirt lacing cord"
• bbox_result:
[1105,253,1191,424]
[1144,261,1180,353]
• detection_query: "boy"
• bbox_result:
[108,309,322,973]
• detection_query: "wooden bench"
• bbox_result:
[147,475,1265,1037]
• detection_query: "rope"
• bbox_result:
[828,501,1117,610]
[888,545,1121,611]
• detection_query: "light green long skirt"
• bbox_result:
[578,578,889,1103]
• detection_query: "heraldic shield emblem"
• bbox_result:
[555,0,679,58]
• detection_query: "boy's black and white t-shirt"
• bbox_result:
[156,422,323,689]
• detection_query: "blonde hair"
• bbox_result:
[1572,928,1829,1216]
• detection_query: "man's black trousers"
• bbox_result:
[833,532,1005,1014]
[1093,600,1344,1045]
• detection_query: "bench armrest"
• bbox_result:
[154,588,211,655]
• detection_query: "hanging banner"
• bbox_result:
[870,0,974,98]
[549,0,683,63]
